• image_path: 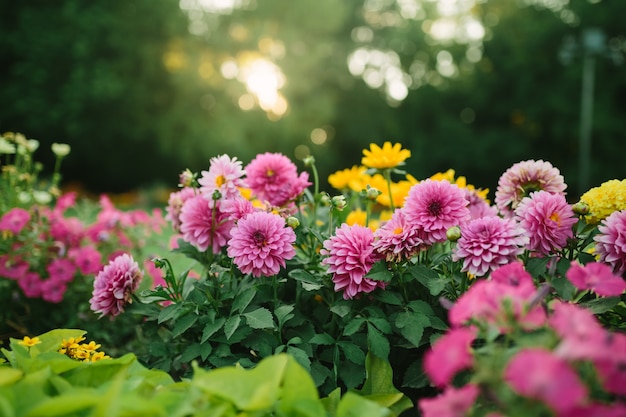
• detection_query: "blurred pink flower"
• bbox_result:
[18,271,43,298]
[0,255,29,280]
[550,301,608,362]
[227,211,296,277]
[490,261,534,288]
[198,154,247,200]
[41,278,68,303]
[179,195,233,253]
[504,348,587,414]
[69,246,103,275]
[0,207,31,234]
[165,186,196,232]
[373,208,427,262]
[418,384,479,417]
[495,160,566,218]
[53,192,77,214]
[594,209,626,275]
[424,326,477,387]
[464,188,498,220]
[321,223,384,300]
[566,261,626,297]
[46,257,76,284]
[90,253,143,317]
[563,403,626,417]
[245,152,311,207]
[404,179,471,244]
[593,332,626,396]
[515,191,577,255]
[452,216,528,277]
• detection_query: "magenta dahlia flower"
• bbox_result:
[514,191,577,255]
[403,179,471,244]
[321,223,384,300]
[245,152,311,207]
[594,209,626,275]
[90,253,143,317]
[464,188,498,220]
[179,195,233,253]
[452,216,528,277]
[495,160,567,218]
[227,211,296,277]
[198,154,247,200]
[373,208,426,261]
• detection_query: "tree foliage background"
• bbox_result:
[1,0,625,199]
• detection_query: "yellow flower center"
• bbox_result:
[215,175,226,187]
[393,227,403,235]
[549,212,561,226]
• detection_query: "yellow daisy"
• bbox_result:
[361,142,411,170]
[328,165,367,191]
[580,179,626,224]
[19,336,41,347]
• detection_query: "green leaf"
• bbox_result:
[358,353,413,415]
[243,308,275,329]
[286,346,312,371]
[343,318,366,336]
[158,303,183,324]
[336,392,391,417]
[0,368,22,387]
[23,391,101,417]
[224,315,242,340]
[180,343,202,363]
[367,317,392,334]
[201,317,226,343]
[338,342,365,365]
[373,291,403,306]
[551,275,576,300]
[581,296,621,314]
[172,313,198,338]
[289,269,324,291]
[275,305,295,327]
[395,312,428,347]
[402,359,430,389]
[231,287,257,315]
[309,333,335,346]
[279,355,325,417]
[406,300,436,315]
[200,342,213,361]
[330,303,351,318]
[366,324,389,359]
[408,266,448,296]
[526,257,551,278]
[365,260,393,282]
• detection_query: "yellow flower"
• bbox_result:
[580,179,626,224]
[19,336,41,347]
[81,341,102,352]
[430,169,456,183]
[361,142,411,170]
[346,209,367,227]
[90,351,111,362]
[328,165,367,191]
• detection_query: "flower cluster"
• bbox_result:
[58,335,110,362]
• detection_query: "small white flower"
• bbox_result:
[33,190,52,205]
[51,143,71,158]
[0,138,16,154]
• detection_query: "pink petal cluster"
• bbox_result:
[515,191,577,255]
[452,216,528,277]
[321,223,384,299]
[566,261,626,297]
[423,326,477,387]
[418,384,479,417]
[594,209,626,275]
[504,348,587,414]
[464,188,498,220]
[227,211,296,277]
[179,195,233,253]
[373,208,427,262]
[403,179,471,244]
[90,253,143,317]
[198,154,247,200]
[495,159,567,218]
[165,186,196,232]
[245,152,311,207]
[0,207,31,234]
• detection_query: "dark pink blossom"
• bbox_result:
[594,209,626,275]
[593,332,626,396]
[0,255,29,280]
[18,271,43,298]
[46,258,76,284]
[41,278,68,303]
[69,246,103,275]
[90,253,143,317]
[0,208,31,234]
[418,384,479,417]
[373,208,427,262]
[566,261,626,297]
[424,327,477,387]
[227,211,296,277]
[179,195,233,253]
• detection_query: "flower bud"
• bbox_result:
[152,257,166,269]
[51,143,71,158]
[572,201,590,216]
[286,216,300,229]
[303,155,315,167]
[446,226,462,242]
[331,195,347,211]
[365,186,381,201]
[320,193,331,206]
[178,169,196,188]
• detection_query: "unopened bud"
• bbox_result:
[152,257,166,269]
[178,169,196,188]
[286,216,300,229]
[303,155,315,167]
[572,201,590,216]
[331,195,347,211]
[446,226,462,242]
[51,143,71,158]
[365,186,381,201]
[320,194,331,206]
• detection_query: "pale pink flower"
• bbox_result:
[566,261,626,296]
[227,211,296,277]
[418,384,479,417]
[373,208,427,262]
[404,179,471,244]
[221,197,257,223]
[198,154,247,200]
[424,327,477,387]
[594,209,626,275]
[46,258,76,284]
[69,246,103,275]
[464,188,498,220]
[321,223,384,300]
[90,253,143,317]
[504,348,587,414]
[179,195,233,253]
[0,208,31,234]
[452,217,528,277]
[515,191,577,255]
[495,160,567,218]
[549,301,608,362]
[165,186,196,232]
[245,152,311,207]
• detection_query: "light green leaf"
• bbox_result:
[336,392,391,417]
[243,308,275,329]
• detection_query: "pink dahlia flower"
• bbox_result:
[0,207,31,234]
[566,261,626,297]
[403,179,471,244]
[227,211,296,277]
[495,160,567,218]
[464,188,498,220]
[515,191,577,255]
[452,216,528,277]
[424,326,477,387]
[504,348,587,414]
[179,195,233,253]
[418,384,479,417]
[198,154,247,200]
[321,223,384,300]
[165,186,196,232]
[90,253,143,317]
[373,208,426,262]
[594,209,626,275]
[245,152,311,207]
[221,197,257,223]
